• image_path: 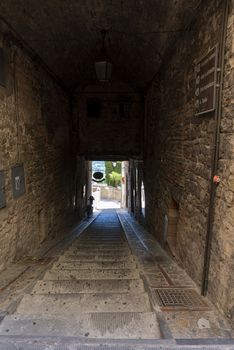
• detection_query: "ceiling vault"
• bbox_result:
[0,0,202,91]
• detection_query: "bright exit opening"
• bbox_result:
[91,161,128,210]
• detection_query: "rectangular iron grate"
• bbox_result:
[155,288,209,310]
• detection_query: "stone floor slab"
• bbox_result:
[31,279,145,294]
[43,269,140,280]
[16,293,151,314]
[63,251,132,258]
[50,261,137,271]
[58,255,136,263]
[0,312,160,339]
[67,247,131,254]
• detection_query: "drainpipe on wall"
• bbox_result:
[201,0,230,296]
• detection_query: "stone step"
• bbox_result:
[69,246,128,252]
[0,312,160,338]
[79,234,124,238]
[80,227,122,231]
[78,234,125,238]
[67,247,131,254]
[31,279,145,294]
[79,236,124,239]
[43,268,140,280]
[82,230,122,233]
[16,293,151,314]
[76,241,126,245]
[51,260,137,271]
[72,238,128,245]
[69,241,129,249]
[71,242,127,248]
[64,250,132,258]
[85,227,122,229]
[90,225,121,227]
[58,254,136,263]
[65,247,131,256]
[71,239,127,243]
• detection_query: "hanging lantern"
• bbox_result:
[95,30,112,82]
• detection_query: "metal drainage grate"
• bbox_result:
[155,288,209,310]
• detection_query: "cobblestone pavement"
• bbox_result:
[0,210,233,350]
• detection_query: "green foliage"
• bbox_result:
[108,171,122,187]
[105,161,113,178]
[105,161,122,188]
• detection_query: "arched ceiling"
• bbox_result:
[0,0,201,91]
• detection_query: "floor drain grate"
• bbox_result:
[155,288,209,310]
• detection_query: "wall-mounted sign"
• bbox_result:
[93,171,104,180]
[92,171,105,183]
[0,170,6,208]
[195,45,218,116]
[11,164,26,198]
[92,161,106,182]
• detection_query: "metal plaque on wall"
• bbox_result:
[11,164,26,198]
[0,170,6,208]
[195,45,218,116]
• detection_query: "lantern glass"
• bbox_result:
[95,60,112,82]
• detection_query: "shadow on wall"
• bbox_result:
[166,198,179,257]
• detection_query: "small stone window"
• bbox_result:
[86,98,102,118]
[118,96,132,118]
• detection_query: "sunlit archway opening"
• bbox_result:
[91,160,128,210]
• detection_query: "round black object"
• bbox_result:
[93,171,104,180]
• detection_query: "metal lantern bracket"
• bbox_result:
[95,30,112,82]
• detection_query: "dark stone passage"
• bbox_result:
[0,0,233,346]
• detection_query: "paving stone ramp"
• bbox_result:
[0,211,233,349]
[0,211,161,340]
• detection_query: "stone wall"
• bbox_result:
[72,157,90,218]
[92,185,122,202]
[144,0,234,324]
[0,30,75,271]
[73,83,143,158]
[210,0,234,326]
